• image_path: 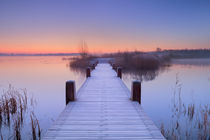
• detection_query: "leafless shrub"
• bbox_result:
[69,40,99,71]
[78,40,89,58]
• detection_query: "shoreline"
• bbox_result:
[172,58,210,65]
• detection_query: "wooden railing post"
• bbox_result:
[66,81,75,105]
[112,64,117,72]
[91,64,95,70]
[86,67,91,78]
[132,81,141,104]
[117,67,122,79]
[112,63,115,69]
[109,61,112,66]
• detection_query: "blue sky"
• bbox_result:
[0,0,210,53]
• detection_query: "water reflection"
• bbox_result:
[172,58,210,66]
[123,59,210,140]
[0,57,210,139]
[67,56,99,74]
[123,66,169,82]
[0,56,86,138]
[67,62,86,75]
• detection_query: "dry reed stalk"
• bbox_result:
[9,97,17,114]
[187,104,195,120]
[37,118,41,140]
[30,114,36,140]
[14,116,21,140]
[0,105,2,126]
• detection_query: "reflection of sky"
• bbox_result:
[0,56,210,137]
[0,56,86,135]
[0,0,210,53]
[123,62,210,127]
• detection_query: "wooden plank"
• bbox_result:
[43,63,165,140]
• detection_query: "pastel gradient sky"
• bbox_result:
[0,0,210,53]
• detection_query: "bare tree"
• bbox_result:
[78,40,88,58]
[156,47,162,52]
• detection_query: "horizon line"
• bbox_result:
[0,53,80,56]
[1,48,210,56]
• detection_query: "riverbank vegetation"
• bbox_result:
[69,41,98,70]
[155,49,210,59]
[70,55,97,69]
[69,50,171,72]
[68,49,210,71]
[108,51,171,71]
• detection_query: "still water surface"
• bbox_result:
[123,60,210,126]
[0,56,209,138]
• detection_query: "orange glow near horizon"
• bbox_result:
[0,31,209,54]
[0,44,163,54]
[1,40,209,54]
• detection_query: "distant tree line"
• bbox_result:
[160,49,210,58]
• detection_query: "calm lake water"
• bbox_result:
[0,56,209,139]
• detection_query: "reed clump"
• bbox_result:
[69,55,98,72]
[70,56,91,68]
[160,76,210,140]
[112,52,170,71]
[0,85,41,140]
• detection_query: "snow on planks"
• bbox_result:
[43,63,165,140]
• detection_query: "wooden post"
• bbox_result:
[86,67,91,78]
[132,81,141,104]
[91,64,95,70]
[112,64,117,72]
[66,81,75,105]
[109,61,112,66]
[117,67,122,79]
[112,63,115,69]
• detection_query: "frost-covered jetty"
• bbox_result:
[43,63,165,140]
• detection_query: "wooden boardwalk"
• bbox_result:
[43,63,165,140]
